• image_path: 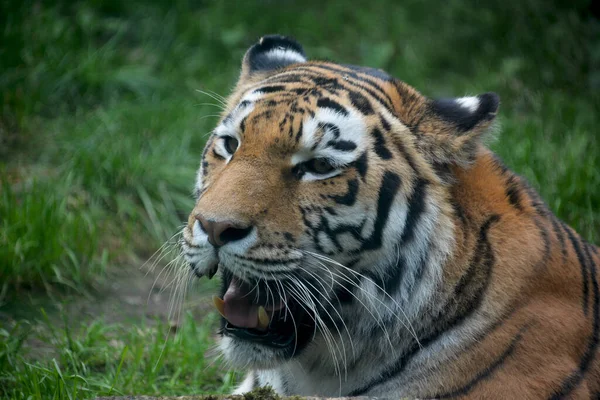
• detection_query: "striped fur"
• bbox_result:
[182,35,600,398]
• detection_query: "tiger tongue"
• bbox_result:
[222,277,259,329]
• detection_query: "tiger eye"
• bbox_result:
[223,136,239,155]
[307,158,335,175]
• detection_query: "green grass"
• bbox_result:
[0,0,599,398]
[0,178,105,293]
[1,312,235,399]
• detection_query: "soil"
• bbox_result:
[0,259,218,358]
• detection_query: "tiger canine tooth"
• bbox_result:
[213,296,226,318]
[257,306,270,330]
[206,263,219,279]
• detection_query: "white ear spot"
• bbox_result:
[456,97,480,113]
[263,48,307,64]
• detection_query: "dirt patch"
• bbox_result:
[62,263,216,325]
[0,260,218,358]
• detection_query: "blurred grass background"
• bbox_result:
[0,0,599,398]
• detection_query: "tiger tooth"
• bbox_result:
[213,296,226,318]
[257,306,270,330]
[207,263,218,280]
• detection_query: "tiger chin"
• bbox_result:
[181,35,600,398]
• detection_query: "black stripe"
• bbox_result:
[564,224,590,315]
[399,179,428,244]
[451,200,469,243]
[316,97,348,116]
[248,110,274,125]
[452,200,468,228]
[202,136,215,160]
[406,250,430,297]
[550,236,599,398]
[193,186,206,199]
[348,90,374,115]
[550,216,568,264]
[265,71,321,82]
[452,215,500,298]
[239,115,248,133]
[432,162,453,183]
[318,122,340,138]
[222,113,233,125]
[291,87,311,95]
[523,183,550,217]
[505,175,524,211]
[380,116,391,132]
[491,153,510,175]
[394,139,419,174]
[329,178,359,206]
[315,214,344,254]
[353,152,368,181]
[533,217,551,272]
[312,76,341,88]
[254,85,287,94]
[435,324,530,399]
[326,140,357,152]
[360,171,402,251]
[371,128,393,160]
[201,160,209,177]
[295,119,303,143]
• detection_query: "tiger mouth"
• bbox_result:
[215,273,312,349]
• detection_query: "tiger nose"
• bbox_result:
[195,215,253,247]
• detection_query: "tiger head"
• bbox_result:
[182,35,498,369]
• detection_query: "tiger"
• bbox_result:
[181,35,600,398]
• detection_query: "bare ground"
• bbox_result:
[0,260,217,359]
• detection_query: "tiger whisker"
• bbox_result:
[196,89,228,107]
[283,275,345,381]
[271,273,300,355]
[195,102,227,110]
[302,250,421,346]
[142,228,184,275]
[301,258,392,358]
[294,263,358,363]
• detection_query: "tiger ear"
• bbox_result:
[413,93,500,165]
[239,35,307,84]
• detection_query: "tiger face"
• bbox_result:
[182,35,498,370]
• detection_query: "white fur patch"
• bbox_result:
[239,90,265,104]
[264,48,307,65]
[291,108,366,178]
[232,372,255,395]
[456,96,480,113]
[210,101,256,161]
